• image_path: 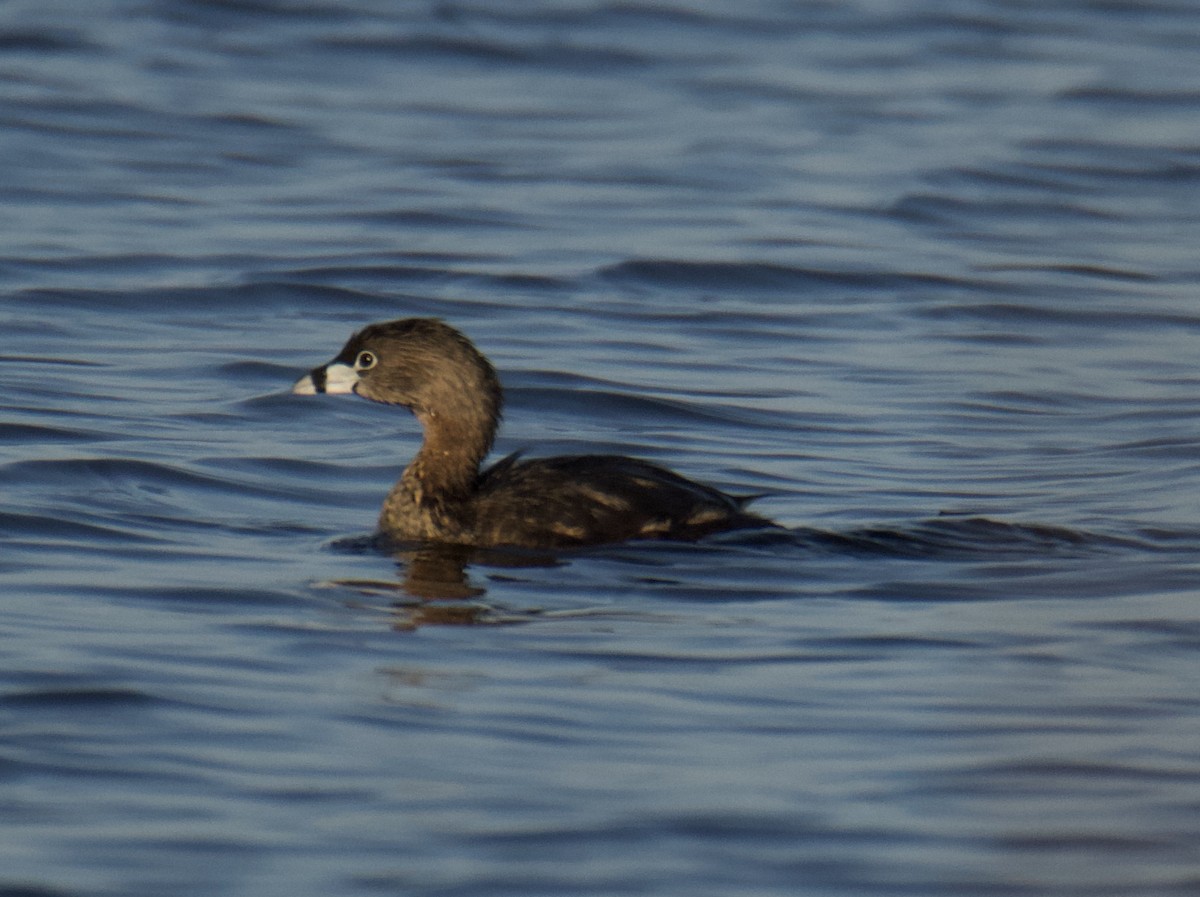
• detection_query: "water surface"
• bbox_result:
[2,2,1200,895]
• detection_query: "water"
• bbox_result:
[3,1,1200,894]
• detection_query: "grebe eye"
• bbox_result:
[355,351,377,370]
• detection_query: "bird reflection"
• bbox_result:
[325,541,562,629]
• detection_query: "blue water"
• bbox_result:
[3,2,1200,895]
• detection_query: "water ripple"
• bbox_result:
[3,2,1200,896]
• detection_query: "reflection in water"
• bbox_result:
[320,515,1145,627]
[394,543,485,600]
[325,541,565,628]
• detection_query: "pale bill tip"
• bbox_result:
[292,361,358,396]
[292,373,318,395]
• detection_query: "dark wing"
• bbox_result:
[472,454,770,548]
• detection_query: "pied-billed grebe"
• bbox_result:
[293,318,771,548]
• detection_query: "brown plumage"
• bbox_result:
[293,318,772,548]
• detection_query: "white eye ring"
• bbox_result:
[355,350,377,370]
